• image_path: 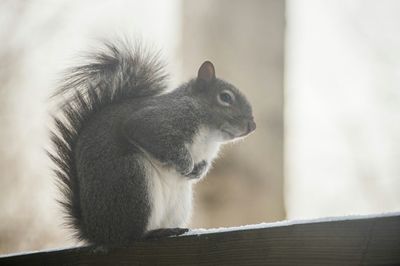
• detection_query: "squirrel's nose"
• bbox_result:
[247,119,256,133]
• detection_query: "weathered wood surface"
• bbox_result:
[1,213,400,266]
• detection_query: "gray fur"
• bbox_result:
[50,39,255,246]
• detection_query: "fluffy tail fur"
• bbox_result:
[48,40,168,241]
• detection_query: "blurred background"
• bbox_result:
[0,0,399,254]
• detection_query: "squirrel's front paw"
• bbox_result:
[186,160,208,179]
[175,157,194,176]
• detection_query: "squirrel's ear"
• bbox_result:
[197,61,216,82]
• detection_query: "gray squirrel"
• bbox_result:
[50,40,256,246]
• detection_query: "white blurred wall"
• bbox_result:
[0,0,181,253]
[286,0,400,219]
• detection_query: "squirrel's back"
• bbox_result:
[50,40,168,243]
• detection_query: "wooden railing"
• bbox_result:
[1,213,399,265]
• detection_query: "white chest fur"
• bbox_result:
[145,164,193,231]
[144,126,222,231]
[187,126,222,164]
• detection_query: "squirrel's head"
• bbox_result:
[193,61,256,142]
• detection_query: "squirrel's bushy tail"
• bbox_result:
[49,40,168,241]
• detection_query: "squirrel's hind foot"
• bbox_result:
[143,228,189,240]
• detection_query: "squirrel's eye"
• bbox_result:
[218,90,235,106]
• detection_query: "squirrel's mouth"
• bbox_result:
[221,129,236,139]
[221,119,256,140]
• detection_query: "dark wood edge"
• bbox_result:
[1,213,400,265]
